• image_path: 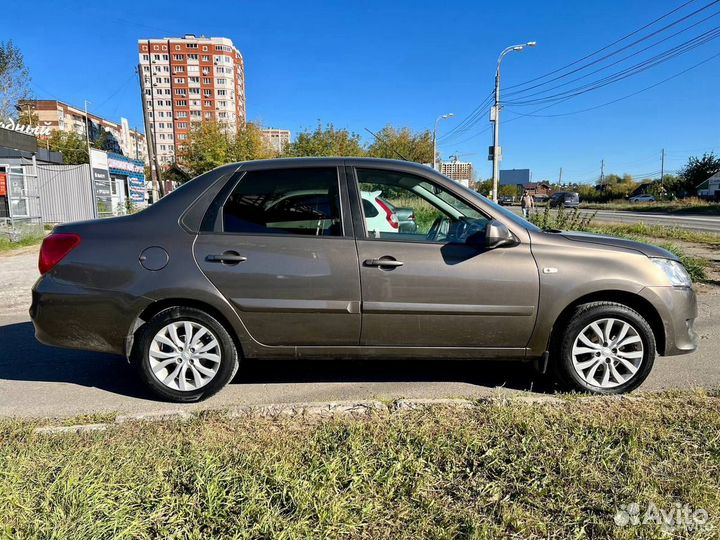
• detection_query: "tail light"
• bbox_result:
[39,233,81,275]
[375,197,399,229]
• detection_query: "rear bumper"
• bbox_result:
[640,285,698,356]
[31,276,151,356]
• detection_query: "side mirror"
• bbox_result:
[485,220,517,249]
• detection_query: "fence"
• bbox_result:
[36,164,96,224]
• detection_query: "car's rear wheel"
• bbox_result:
[553,302,656,394]
[132,306,239,402]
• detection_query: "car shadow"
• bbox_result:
[0,321,555,399]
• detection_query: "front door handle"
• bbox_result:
[206,251,247,264]
[364,257,404,269]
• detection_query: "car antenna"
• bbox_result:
[364,127,409,162]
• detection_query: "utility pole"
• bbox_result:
[433,113,454,170]
[660,148,665,183]
[558,167,563,185]
[84,100,92,161]
[491,41,537,202]
[137,64,161,203]
[600,159,605,189]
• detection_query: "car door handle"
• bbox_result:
[205,251,247,264]
[364,258,404,268]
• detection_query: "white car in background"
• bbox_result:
[361,190,400,234]
[629,194,656,203]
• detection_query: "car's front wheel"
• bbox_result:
[132,306,239,402]
[553,302,656,394]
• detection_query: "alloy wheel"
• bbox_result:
[148,321,222,391]
[571,317,644,388]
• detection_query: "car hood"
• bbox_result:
[559,231,678,259]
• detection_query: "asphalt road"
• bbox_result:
[509,207,720,233]
[1,247,718,418]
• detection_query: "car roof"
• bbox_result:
[233,157,437,174]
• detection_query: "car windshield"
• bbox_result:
[452,182,543,233]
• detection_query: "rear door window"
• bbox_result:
[222,167,343,236]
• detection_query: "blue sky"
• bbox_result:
[6,0,720,182]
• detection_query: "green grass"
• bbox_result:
[2,394,720,539]
[0,233,44,253]
[581,197,720,215]
[589,223,720,246]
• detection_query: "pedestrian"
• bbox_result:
[521,190,534,219]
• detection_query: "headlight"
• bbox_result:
[651,258,692,287]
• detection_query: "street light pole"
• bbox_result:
[491,41,536,201]
[433,113,454,170]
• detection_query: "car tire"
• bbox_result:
[132,306,239,402]
[552,301,656,394]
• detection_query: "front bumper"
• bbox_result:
[640,285,698,356]
[31,276,151,356]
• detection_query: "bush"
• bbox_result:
[529,205,597,231]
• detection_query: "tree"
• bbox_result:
[366,125,433,163]
[284,123,365,157]
[47,130,88,165]
[176,121,231,176]
[229,122,276,162]
[679,152,720,195]
[0,41,31,122]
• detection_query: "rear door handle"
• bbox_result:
[206,251,247,264]
[364,257,404,268]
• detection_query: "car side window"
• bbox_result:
[356,168,489,244]
[222,167,342,236]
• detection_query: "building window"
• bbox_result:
[202,78,211,85]
[142,54,149,61]
[189,88,200,95]
[175,77,185,84]
[204,100,212,107]
[174,54,185,61]
[188,54,198,60]
[217,89,227,96]
[201,55,210,62]
[178,134,188,140]
[187,43,198,49]
[176,112,188,118]
[177,122,188,129]
[174,66,185,73]
[203,89,212,97]
[162,54,169,61]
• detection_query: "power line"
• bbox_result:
[505,25,720,106]
[504,8,720,101]
[504,0,706,92]
[504,50,720,117]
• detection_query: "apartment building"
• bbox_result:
[261,128,291,154]
[441,160,473,188]
[138,34,246,165]
[18,100,147,162]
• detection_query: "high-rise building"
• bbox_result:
[261,128,291,154]
[18,99,147,162]
[138,34,246,165]
[441,160,473,188]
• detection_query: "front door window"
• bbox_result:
[356,168,489,244]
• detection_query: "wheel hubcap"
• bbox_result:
[571,318,644,389]
[149,321,221,391]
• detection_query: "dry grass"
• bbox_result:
[2,393,720,539]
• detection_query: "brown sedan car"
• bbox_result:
[31,158,697,401]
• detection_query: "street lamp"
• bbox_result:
[491,41,536,201]
[433,113,454,170]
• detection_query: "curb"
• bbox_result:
[31,395,571,435]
